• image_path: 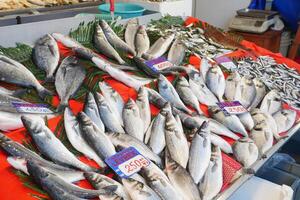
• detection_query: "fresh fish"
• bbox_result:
[21,116,94,171]
[232,137,259,168]
[236,76,256,108]
[188,122,211,184]
[94,92,125,133]
[176,76,202,114]
[123,99,144,141]
[210,133,233,154]
[165,111,189,168]
[52,33,83,48]
[167,38,186,66]
[33,34,59,82]
[135,25,150,57]
[99,81,124,126]
[141,161,170,184]
[165,150,201,200]
[72,46,98,60]
[55,56,86,111]
[208,106,248,137]
[273,109,297,133]
[83,92,105,132]
[158,74,191,114]
[94,24,125,65]
[0,93,27,113]
[205,65,225,101]
[84,172,131,200]
[175,114,184,137]
[64,108,105,167]
[199,146,223,200]
[136,87,151,133]
[107,132,162,167]
[237,111,254,131]
[122,178,161,200]
[125,18,139,51]
[99,20,136,55]
[0,55,52,99]
[224,71,241,101]
[0,133,84,183]
[250,120,273,156]
[199,58,211,81]
[260,90,282,115]
[27,161,115,199]
[249,78,267,110]
[188,71,218,106]
[143,33,175,60]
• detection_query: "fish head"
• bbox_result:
[77,112,93,127]
[227,71,241,82]
[99,20,110,31]
[158,74,169,88]
[160,102,172,116]
[165,112,178,132]
[27,160,49,179]
[238,137,254,144]
[21,116,44,134]
[208,106,221,115]
[196,121,210,136]
[176,76,189,87]
[85,92,96,106]
[137,86,147,100]
[95,24,105,37]
[137,25,147,34]
[242,76,254,86]
[124,98,136,110]
[253,78,265,88]
[94,92,107,106]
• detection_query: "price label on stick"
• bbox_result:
[105,147,150,178]
[217,101,247,116]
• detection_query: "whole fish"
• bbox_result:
[175,76,202,114]
[33,34,60,82]
[21,116,94,171]
[99,82,124,126]
[224,71,241,101]
[165,111,189,168]
[273,109,297,133]
[135,25,150,57]
[205,65,225,101]
[250,120,273,156]
[136,87,151,133]
[143,34,175,60]
[158,74,191,114]
[84,172,131,200]
[122,99,144,141]
[165,150,201,200]
[210,133,233,154]
[55,56,86,111]
[199,146,223,200]
[94,92,125,133]
[260,90,282,115]
[232,137,258,168]
[52,33,83,48]
[167,38,186,66]
[83,92,105,132]
[237,111,254,131]
[125,18,139,51]
[208,106,248,137]
[107,132,162,167]
[122,178,161,200]
[94,24,125,65]
[188,71,218,106]
[78,112,116,159]
[236,76,256,108]
[141,161,170,185]
[99,20,136,56]
[249,78,267,110]
[64,108,105,167]
[0,55,52,99]
[199,58,211,81]
[188,122,211,184]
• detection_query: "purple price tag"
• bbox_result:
[214,56,237,70]
[217,101,247,116]
[145,56,173,72]
[12,102,53,114]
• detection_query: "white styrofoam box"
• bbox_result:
[228,176,294,200]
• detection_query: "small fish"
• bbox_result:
[123,99,144,141]
[99,20,136,56]
[125,18,139,51]
[136,87,151,133]
[232,137,259,168]
[199,58,211,81]
[237,111,254,131]
[135,25,150,57]
[260,90,282,115]
[273,109,297,133]
[249,78,267,110]
[188,122,211,184]
[236,76,256,108]
[52,33,83,48]
[205,65,225,101]
[224,71,241,101]
[55,56,86,111]
[210,133,233,154]
[250,120,273,156]
[167,38,186,66]
[175,76,202,114]
[33,34,60,82]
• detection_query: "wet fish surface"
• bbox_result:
[167,38,186,66]
[136,87,151,133]
[135,25,150,57]
[273,109,297,133]
[205,65,225,101]
[232,137,258,168]
[125,18,139,52]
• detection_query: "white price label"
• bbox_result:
[118,155,150,176]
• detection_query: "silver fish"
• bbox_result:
[94,24,125,64]
[135,25,150,57]
[250,120,273,156]
[33,34,59,82]
[224,71,241,101]
[0,55,52,99]
[125,18,139,51]
[52,33,83,48]
[176,76,202,114]
[205,65,225,101]
[83,92,105,132]
[141,161,170,184]
[200,58,211,81]
[273,109,297,133]
[123,99,144,141]
[99,20,136,56]
[0,93,27,113]
[94,92,125,133]
[236,76,256,108]
[249,78,267,110]
[188,122,211,184]
[260,90,282,115]
[64,108,105,167]
[232,137,259,168]
[55,56,86,111]
[237,111,254,131]
[22,116,94,171]
[136,87,151,133]
[210,133,233,154]
[158,74,191,114]
[167,38,186,66]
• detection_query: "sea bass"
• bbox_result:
[167,38,186,66]
[205,65,225,101]
[136,87,151,133]
[199,58,211,81]
[135,25,150,57]
[125,18,139,51]
[210,133,233,154]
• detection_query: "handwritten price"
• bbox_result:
[224,106,247,114]
[119,155,150,176]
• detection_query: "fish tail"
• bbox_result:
[37,87,53,99]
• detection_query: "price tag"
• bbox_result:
[217,101,247,116]
[12,102,53,114]
[144,56,173,72]
[214,56,237,71]
[105,147,150,178]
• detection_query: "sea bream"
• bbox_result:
[237,111,255,131]
[135,25,150,57]
[210,133,233,154]
[224,71,242,101]
[125,18,139,52]
[236,76,256,108]
[205,65,225,101]
[250,120,273,156]
[249,78,267,110]
[273,109,297,133]
[136,87,151,133]
[260,90,282,115]
[167,38,186,66]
